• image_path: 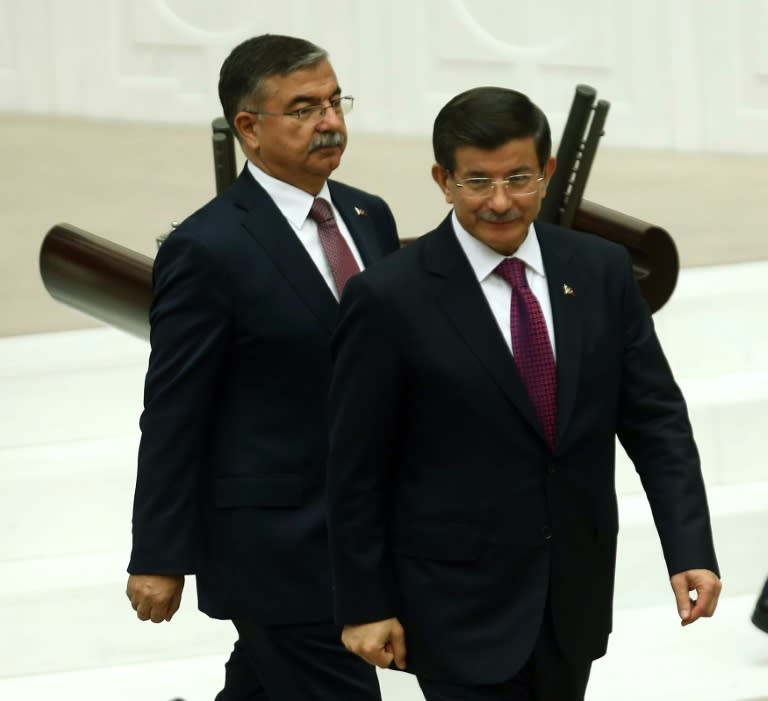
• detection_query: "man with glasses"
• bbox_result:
[325,86,721,700]
[125,34,399,700]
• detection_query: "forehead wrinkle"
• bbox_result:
[453,139,539,176]
[284,85,342,109]
[459,164,536,179]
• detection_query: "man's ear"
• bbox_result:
[431,164,454,205]
[233,112,260,153]
[540,156,557,198]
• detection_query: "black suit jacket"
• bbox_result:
[326,215,718,684]
[128,167,400,624]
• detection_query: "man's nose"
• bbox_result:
[486,182,515,211]
[317,104,344,130]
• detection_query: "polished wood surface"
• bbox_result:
[39,202,677,343]
[573,200,678,313]
[39,223,153,340]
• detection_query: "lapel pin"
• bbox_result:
[562,283,575,296]
[354,206,367,216]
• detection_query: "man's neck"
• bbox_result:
[248,155,325,196]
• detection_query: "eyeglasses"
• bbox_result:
[244,96,354,123]
[451,173,545,199]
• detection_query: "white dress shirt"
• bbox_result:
[248,162,364,300]
[451,211,556,359]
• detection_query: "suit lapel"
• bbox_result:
[231,169,338,334]
[329,181,384,267]
[423,218,544,440]
[537,225,583,447]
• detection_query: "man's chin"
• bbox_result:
[475,221,528,254]
[310,148,343,172]
[481,219,526,237]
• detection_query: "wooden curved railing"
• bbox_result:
[572,201,678,314]
[40,224,153,339]
[39,202,678,342]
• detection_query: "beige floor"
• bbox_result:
[1,114,766,336]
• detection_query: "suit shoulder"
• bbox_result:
[538,222,629,262]
[328,180,383,201]
[354,227,433,286]
[161,187,244,252]
[329,179,389,207]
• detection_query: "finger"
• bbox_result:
[701,585,721,616]
[680,598,697,625]
[389,625,407,670]
[165,590,183,621]
[687,587,719,623]
[670,576,692,623]
[166,598,180,621]
[702,577,722,615]
[349,646,387,668]
[369,648,395,669]
[359,641,394,669]
[150,604,169,623]
[135,601,152,621]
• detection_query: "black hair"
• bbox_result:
[218,34,327,130]
[432,86,551,172]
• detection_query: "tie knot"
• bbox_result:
[309,197,335,225]
[495,257,527,289]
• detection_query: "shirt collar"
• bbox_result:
[247,161,332,228]
[451,211,546,283]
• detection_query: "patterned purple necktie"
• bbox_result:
[309,197,360,296]
[495,258,557,449]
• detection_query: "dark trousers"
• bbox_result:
[214,620,382,701]
[418,605,591,701]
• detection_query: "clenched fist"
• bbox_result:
[342,617,407,670]
[126,574,184,623]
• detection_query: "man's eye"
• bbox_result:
[466,179,491,190]
[506,175,532,188]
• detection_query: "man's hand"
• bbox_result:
[126,574,185,623]
[342,618,407,670]
[670,569,721,626]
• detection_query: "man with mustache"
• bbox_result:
[326,86,721,700]
[125,34,399,700]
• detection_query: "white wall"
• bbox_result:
[1,0,767,152]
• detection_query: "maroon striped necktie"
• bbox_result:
[309,197,360,296]
[495,258,557,449]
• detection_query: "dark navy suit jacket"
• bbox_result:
[128,167,400,624]
[326,215,718,684]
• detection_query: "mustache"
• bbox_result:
[308,132,345,152]
[477,210,522,223]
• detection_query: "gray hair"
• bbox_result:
[218,34,328,129]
